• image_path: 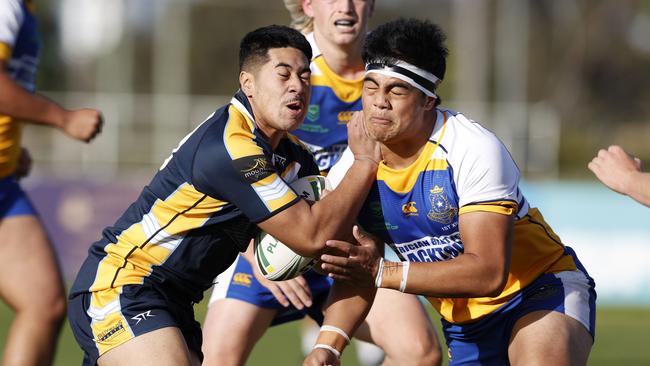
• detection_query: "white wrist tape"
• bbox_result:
[374,257,385,288]
[320,325,351,344]
[313,344,341,359]
[399,261,411,292]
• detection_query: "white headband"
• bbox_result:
[365,60,441,98]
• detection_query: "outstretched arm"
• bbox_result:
[258,112,381,257]
[0,61,103,142]
[321,211,514,298]
[588,145,650,207]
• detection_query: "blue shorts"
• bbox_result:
[0,175,37,218]
[209,255,333,326]
[442,265,596,365]
[68,283,203,366]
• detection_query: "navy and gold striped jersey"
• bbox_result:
[0,0,40,177]
[329,109,577,324]
[291,33,362,171]
[70,91,319,302]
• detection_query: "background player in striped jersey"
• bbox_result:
[68,25,382,366]
[306,18,596,366]
[0,1,103,364]
[203,2,441,365]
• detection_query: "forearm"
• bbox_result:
[625,171,650,207]
[0,71,66,127]
[316,281,376,355]
[380,255,507,298]
[261,159,377,257]
[309,160,376,240]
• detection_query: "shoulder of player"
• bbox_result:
[437,109,504,155]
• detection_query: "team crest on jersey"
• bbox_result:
[402,201,418,216]
[307,105,320,121]
[427,185,458,224]
[233,155,275,183]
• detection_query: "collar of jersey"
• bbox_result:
[230,90,256,132]
[311,58,363,103]
[377,111,449,193]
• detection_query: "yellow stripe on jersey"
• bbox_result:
[223,105,260,159]
[429,207,577,324]
[311,56,363,103]
[459,201,518,216]
[89,288,134,355]
[252,173,298,211]
[0,114,21,178]
[378,142,449,193]
[0,43,11,61]
[90,184,228,291]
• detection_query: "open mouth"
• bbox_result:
[285,100,303,114]
[334,19,357,29]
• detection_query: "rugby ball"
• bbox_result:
[254,175,330,281]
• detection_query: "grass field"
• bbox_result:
[2,299,649,365]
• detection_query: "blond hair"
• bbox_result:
[283,0,314,34]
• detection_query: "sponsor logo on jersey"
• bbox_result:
[97,321,126,342]
[131,310,155,325]
[402,201,418,216]
[233,155,275,183]
[307,105,320,121]
[427,185,458,224]
[337,111,355,124]
[233,272,253,287]
[394,233,464,262]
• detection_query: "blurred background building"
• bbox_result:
[20,0,650,302]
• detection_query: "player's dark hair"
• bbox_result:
[363,18,448,106]
[239,25,312,72]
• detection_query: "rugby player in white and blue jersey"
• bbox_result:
[307,18,596,366]
[203,2,442,366]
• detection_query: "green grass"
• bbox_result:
[1,299,649,365]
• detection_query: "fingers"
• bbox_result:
[267,284,290,307]
[324,240,354,254]
[268,277,313,309]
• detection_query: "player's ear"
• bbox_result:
[424,95,436,111]
[240,71,254,97]
[302,0,314,18]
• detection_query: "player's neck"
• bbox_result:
[315,33,365,80]
[255,120,285,151]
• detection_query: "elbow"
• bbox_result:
[475,267,508,298]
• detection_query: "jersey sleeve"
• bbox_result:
[450,129,519,216]
[0,0,23,61]
[327,147,354,188]
[192,111,299,223]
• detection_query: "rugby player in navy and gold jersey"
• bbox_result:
[67,25,381,366]
[306,19,596,366]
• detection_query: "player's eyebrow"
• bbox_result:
[275,62,310,75]
[363,75,412,90]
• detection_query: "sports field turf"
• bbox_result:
[1,300,648,365]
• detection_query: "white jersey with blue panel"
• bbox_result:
[291,33,363,172]
[329,109,578,324]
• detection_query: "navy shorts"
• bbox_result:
[442,268,597,366]
[209,255,333,326]
[0,175,37,218]
[68,283,203,366]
